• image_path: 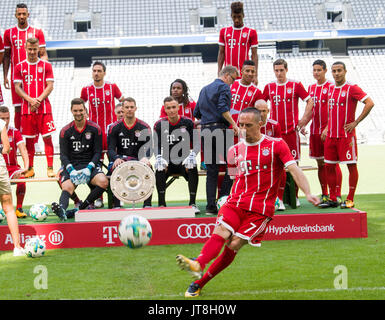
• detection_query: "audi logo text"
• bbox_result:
[177,223,216,239]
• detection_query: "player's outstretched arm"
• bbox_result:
[286,163,320,206]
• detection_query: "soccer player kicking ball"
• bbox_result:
[51,98,109,220]
[176,107,319,297]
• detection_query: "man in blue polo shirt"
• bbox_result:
[194,66,239,214]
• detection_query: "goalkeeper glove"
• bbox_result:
[67,164,82,185]
[154,154,168,171]
[79,162,95,184]
[182,151,197,169]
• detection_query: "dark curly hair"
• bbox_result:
[169,79,191,107]
[231,2,244,15]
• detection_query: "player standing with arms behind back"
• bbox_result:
[323,61,374,209]
[217,1,258,83]
[3,3,48,130]
[176,107,319,297]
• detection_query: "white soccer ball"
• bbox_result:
[0,209,5,223]
[118,215,152,249]
[24,237,46,258]
[29,204,49,221]
[217,196,228,210]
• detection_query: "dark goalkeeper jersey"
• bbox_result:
[107,118,152,162]
[59,120,103,169]
[153,116,198,163]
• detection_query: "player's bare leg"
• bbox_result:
[1,193,23,255]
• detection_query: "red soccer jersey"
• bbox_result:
[227,136,295,217]
[2,127,24,166]
[3,25,46,80]
[230,80,263,125]
[13,59,54,115]
[308,80,332,135]
[327,81,368,138]
[80,82,123,134]
[263,80,310,135]
[260,119,282,138]
[159,100,196,121]
[219,26,258,74]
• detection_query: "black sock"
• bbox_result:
[79,186,106,210]
[59,191,71,211]
[187,168,198,205]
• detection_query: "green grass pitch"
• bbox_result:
[0,145,384,300]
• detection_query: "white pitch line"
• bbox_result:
[88,286,385,300]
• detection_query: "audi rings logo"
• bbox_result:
[177,223,216,239]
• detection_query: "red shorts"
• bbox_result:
[216,203,272,246]
[309,134,324,159]
[281,130,300,161]
[21,113,56,138]
[11,81,22,106]
[7,165,23,179]
[324,135,357,164]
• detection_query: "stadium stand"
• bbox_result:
[1,0,385,39]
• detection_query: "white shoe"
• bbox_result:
[296,198,301,207]
[13,246,25,257]
[191,204,200,215]
[278,200,286,211]
[94,198,104,209]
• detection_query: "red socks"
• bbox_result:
[196,234,226,271]
[347,164,358,201]
[25,138,36,168]
[318,163,328,196]
[196,245,237,289]
[335,164,342,197]
[16,183,26,209]
[43,136,54,167]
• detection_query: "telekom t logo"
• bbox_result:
[102,226,118,244]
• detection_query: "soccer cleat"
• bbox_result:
[205,207,218,216]
[13,246,25,257]
[47,166,55,178]
[340,199,354,209]
[15,208,27,218]
[24,167,35,178]
[51,202,67,221]
[65,208,79,219]
[185,282,201,298]
[176,254,203,280]
[318,195,331,208]
[296,198,301,207]
[191,204,200,215]
[277,199,286,211]
[336,196,342,205]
